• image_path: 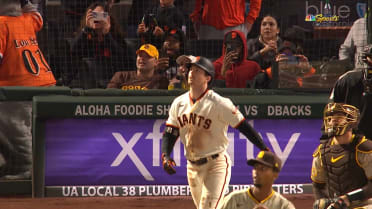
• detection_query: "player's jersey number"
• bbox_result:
[22,49,51,75]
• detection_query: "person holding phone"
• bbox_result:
[155,28,188,89]
[213,30,261,88]
[137,0,185,49]
[67,1,135,88]
[252,26,316,89]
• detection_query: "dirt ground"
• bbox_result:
[0,194,314,209]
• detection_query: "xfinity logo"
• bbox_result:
[110,120,301,181]
[111,132,155,181]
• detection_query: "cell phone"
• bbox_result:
[225,43,235,54]
[142,13,158,28]
[286,55,299,63]
[92,11,108,22]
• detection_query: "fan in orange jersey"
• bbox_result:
[0,0,56,86]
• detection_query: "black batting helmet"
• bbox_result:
[190,56,215,84]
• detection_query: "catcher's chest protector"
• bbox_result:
[321,136,367,198]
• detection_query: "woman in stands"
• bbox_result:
[247,15,282,70]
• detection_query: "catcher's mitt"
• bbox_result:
[162,153,176,175]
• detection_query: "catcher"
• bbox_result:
[311,102,372,209]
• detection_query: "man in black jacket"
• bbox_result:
[329,44,372,139]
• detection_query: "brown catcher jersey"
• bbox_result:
[0,12,56,86]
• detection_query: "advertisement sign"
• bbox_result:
[45,119,322,187]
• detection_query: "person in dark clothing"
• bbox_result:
[252,25,316,89]
[126,0,158,38]
[329,45,372,139]
[156,28,187,89]
[59,0,118,37]
[67,1,135,89]
[247,15,282,70]
[137,0,185,49]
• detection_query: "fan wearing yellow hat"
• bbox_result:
[107,44,169,90]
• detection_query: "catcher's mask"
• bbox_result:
[323,103,360,137]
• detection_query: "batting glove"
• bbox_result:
[313,198,337,209]
[326,198,348,209]
[162,153,176,175]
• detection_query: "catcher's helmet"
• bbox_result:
[323,103,360,137]
[189,56,215,85]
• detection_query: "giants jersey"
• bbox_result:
[0,12,56,86]
[221,188,295,209]
[166,89,244,161]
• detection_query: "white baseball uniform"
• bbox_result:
[166,89,245,209]
[221,188,296,209]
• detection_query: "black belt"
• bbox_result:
[188,154,219,165]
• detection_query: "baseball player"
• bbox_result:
[0,0,56,86]
[161,56,269,209]
[221,151,295,209]
[312,103,372,209]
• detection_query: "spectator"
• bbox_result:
[67,1,135,89]
[137,0,185,49]
[339,17,367,70]
[107,44,169,90]
[312,103,372,209]
[126,0,158,38]
[172,55,199,90]
[213,30,261,88]
[247,15,282,70]
[253,39,316,89]
[221,151,295,209]
[0,0,56,86]
[156,28,187,89]
[190,0,262,40]
[329,44,372,139]
[60,0,118,37]
[0,0,55,180]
